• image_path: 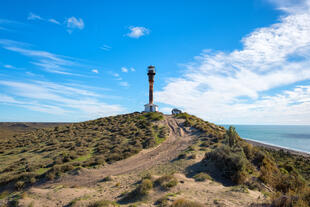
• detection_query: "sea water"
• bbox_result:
[221,125,310,154]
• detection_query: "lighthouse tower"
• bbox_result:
[144,65,159,112]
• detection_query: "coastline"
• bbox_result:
[244,138,310,157]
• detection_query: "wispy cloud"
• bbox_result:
[100,44,111,51]
[126,26,150,38]
[0,19,24,32]
[48,18,60,25]
[156,0,310,124]
[27,12,43,21]
[27,13,83,33]
[0,39,82,76]
[0,80,124,120]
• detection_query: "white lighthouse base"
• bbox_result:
[144,104,158,112]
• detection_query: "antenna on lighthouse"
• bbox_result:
[144,65,159,112]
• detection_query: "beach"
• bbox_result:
[244,138,310,157]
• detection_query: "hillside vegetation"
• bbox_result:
[0,112,167,191]
[0,112,309,207]
[175,113,310,207]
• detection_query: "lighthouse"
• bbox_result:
[144,65,159,112]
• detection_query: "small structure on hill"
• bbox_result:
[172,108,182,115]
[144,65,159,112]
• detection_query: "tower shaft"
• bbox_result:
[149,80,154,104]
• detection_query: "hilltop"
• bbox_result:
[0,112,309,207]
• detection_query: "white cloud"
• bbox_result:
[92,69,99,74]
[4,64,14,69]
[121,67,135,72]
[127,26,150,38]
[48,18,60,25]
[0,80,124,120]
[66,17,84,32]
[156,1,310,124]
[121,67,128,73]
[111,72,120,77]
[28,12,43,21]
[100,45,111,51]
[120,82,129,87]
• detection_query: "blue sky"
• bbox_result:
[1,0,310,124]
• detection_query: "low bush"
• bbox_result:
[14,181,25,190]
[143,112,164,121]
[170,198,203,207]
[155,196,169,207]
[155,175,178,190]
[193,172,212,182]
[88,200,118,207]
[230,185,249,193]
[122,178,153,201]
[101,176,113,182]
[204,145,250,184]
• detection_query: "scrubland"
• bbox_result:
[0,112,309,207]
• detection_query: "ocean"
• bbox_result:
[221,125,310,154]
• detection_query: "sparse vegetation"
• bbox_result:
[230,185,249,193]
[0,112,309,207]
[155,196,169,207]
[88,200,118,207]
[101,176,113,182]
[170,198,203,207]
[122,178,153,202]
[154,174,178,190]
[0,112,167,191]
[175,113,310,207]
[193,172,212,182]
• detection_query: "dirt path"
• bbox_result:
[42,116,198,188]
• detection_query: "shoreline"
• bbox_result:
[244,138,310,157]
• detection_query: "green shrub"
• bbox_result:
[143,112,164,121]
[101,176,113,182]
[155,175,178,190]
[193,172,212,182]
[203,145,250,184]
[230,185,249,193]
[142,172,153,180]
[155,196,169,207]
[30,177,36,184]
[123,178,153,201]
[88,200,118,207]
[0,190,9,199]
[14,181,25,190]
[170,198,203,207]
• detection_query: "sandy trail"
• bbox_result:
[41,116,197,188]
